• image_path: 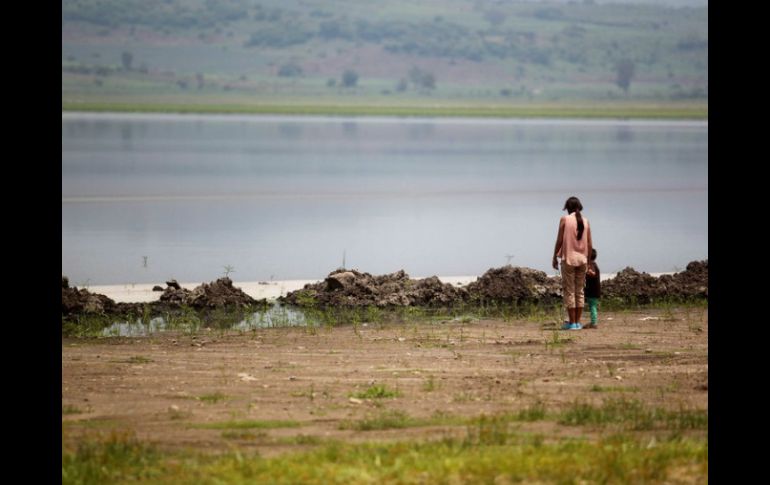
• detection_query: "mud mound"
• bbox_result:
[603,260,708,303]
[156,277,259,308]
[159,286,193,305]
[62,284,117,316]
[281,269,467,307]
[185,277,258,309]
[601,267,663,304]
[62,276,262,320]
[465,265,562,304]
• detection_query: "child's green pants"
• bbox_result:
[587,297,599,325]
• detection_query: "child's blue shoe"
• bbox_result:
[571,323,582,330]
[561,322,573,330]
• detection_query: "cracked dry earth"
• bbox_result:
[62,307,707,456]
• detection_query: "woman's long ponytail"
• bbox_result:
[563,196,584,240]
[575,211,584,241]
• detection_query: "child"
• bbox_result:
[584,248,600,329]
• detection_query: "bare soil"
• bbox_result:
[62,307,707,457]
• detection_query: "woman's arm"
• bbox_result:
[552,217,565,269]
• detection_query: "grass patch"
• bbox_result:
[590,385,641,393]
[559,399,708,431]
[221,430,266,441]
[276,434,324,446]
[197,392,228,404]
[62,430,162,485]
[340,410,465,431]
[62,430,707,484]
[545,331,575,350]
[111,356,153,364]
[352,384,401,399]
[62,405,85,415]
[421,375,439,392]
[61,314,115,338]
[193,419,301,430]
[515,401,547,422]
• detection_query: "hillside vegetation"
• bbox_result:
[62,0,707,115]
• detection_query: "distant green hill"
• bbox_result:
[62,0,707,116]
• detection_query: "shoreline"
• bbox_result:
[89,273,674,304]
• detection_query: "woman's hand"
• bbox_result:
[552,256,559,270]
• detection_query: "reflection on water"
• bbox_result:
[102,304,309,337]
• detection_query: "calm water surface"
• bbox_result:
[62,113,707,285]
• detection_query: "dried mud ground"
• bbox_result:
[62,307,707,458]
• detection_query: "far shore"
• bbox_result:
[61,101,708,120]
[89,273,673,304]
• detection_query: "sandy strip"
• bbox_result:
[87,273,672,304]
[88,277,478,304]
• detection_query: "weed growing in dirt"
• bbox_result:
[590,385,641,393]
[515,401,548,421]
[198,392,228,404]
[276,434,324,446]
[61,430,161,484]
[193,420,301,430]
[165,306,202,335]
[339,410,415,431]
[339,410,465,431]
[62,314,114,338]
[352,384,401,399]
[62,405,84,415]
[422,375,439,392]
[221,430,265,441]
[558,399,707,431]
[545,331,574,351]
[111,355,153,364]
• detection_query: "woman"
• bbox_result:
[552,196,593,330]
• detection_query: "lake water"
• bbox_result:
[62,113,707,285]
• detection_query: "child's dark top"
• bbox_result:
[585,262,601,298]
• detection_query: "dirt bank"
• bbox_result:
[62,260,707,319]
[62,277,267,318]
[281,260,707,308]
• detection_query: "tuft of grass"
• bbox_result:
[61,430,161,484]
[111,355,153,364]
[590,385,641,393]
[61,314,115,338]
[277,434,324,446]
[545,330,574,350]
[193,419,301,430]
[339,410,465,431]
[559,399,708,431]
[340,410,415,431]
[422,375,439,392]
[516,401,548,422]
[221,430,266,441]
[352,384,401,399]
[62,405,84,415]
[198,392,228,404]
